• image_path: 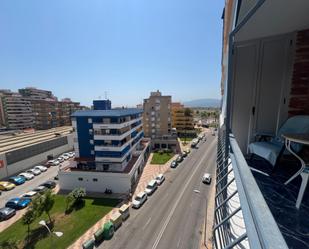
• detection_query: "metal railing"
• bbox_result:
[213,128,288,249]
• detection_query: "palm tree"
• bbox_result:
[22,209,36,243]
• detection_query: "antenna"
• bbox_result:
[105,91,108,100]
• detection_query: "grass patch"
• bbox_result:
[151,152,174,164]
[0,195,119,249]
[179,137,194,142]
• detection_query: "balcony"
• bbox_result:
[213,130,288,249]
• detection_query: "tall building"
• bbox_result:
[171,102,196,137]
[143,90,172,138]
[19,87,82,130]
[0,90,34,130]
[18,87,56,101]
[93,99,112,110]
[72,108,144,172]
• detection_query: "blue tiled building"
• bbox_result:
[93,99,111,110]
[71,108,144,172]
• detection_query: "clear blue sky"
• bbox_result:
[0,0,224,107]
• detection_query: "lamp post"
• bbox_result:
[39,220,63,248]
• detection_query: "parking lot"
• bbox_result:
[0,153,74,232]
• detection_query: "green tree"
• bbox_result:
[72,187,86,204]
[22,209,36,243]
[184,108,192,117]
[41,190,55,224]
[65,192,74,213]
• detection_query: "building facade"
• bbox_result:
[93,99,111,110]
[72,108,144,172]
[0,90,34,130]
[171,102,196,137]
[19,87,83,130]
[143,90,172,138]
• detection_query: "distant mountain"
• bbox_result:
[183,98,221,108]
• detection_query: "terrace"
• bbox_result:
[215,1,309,248]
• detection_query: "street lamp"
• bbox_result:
[39,220,63,248]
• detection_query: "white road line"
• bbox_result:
[142,217,152,230]
[151,139,216,249]
[177,236,182,248]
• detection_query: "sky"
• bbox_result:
[0,0,224,107]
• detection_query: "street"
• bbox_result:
[99,134,217,249]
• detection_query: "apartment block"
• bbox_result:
[143,90,172,138]
[0,90,34,130]
[171,102,196,137]
[72,107,144,172]
[19,87,83,130]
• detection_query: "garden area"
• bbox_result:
[151,151,174,164]
[0,188,119,249]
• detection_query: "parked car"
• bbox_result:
[202,173,212,184]
[47,159,60,166]
[19,172,34,180]
[61,154,69,160]
[21,191,38,199]
[191,138,199,148]
[145,180,158,196]
[0,181,15,191]
[170,160,178,168]
[176,154,183,163]
[33,185,47,194]
[132,192,147,209]
[57,157,65,163]
[0,207,16,221]
[68,152,75,158]
[41,181,56,189]
[9,176,26,185]
[26,168,41,176]
[155,174,165,185]
[5,198,31,209]
[182,152,187,158]
[34,165,48,172]
[185,148,191,154]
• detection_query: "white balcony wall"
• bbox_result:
[92,117,142,130]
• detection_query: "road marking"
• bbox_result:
[177,236,182,248]
[151,139,216,249]
[142,217,152,230]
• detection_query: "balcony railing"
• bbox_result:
[213,128,288,249]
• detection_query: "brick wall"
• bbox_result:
[288,29,309,116]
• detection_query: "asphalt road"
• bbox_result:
[100,134,217,249]
[0,161,68,208]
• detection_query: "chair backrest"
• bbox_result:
[273,115,309,145]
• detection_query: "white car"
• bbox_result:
[48,159,60,166]
[34,165,47,172]
[21,191,38,199]
[61,154,69,160]
[145,180,158,196]
[26,168,41,176]
[155,174,165,185]
[132,192,147,209]
[68,152,75,158]
[57,157,65,162]
[202,173,212,184]
[19,172,34,180]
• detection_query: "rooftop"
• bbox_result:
[0,126,72,154]
[71,108,143,117]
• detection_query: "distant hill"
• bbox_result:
[183,98,220,108]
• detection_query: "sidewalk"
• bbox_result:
[68,152,176,248]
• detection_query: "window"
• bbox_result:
[90,139,94,145]
[78,177,83,181]
[93,178,98,182]
[91,150,94,155]
[89,129,93,135]
[103,164,109,171]
[88,118,92,123]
